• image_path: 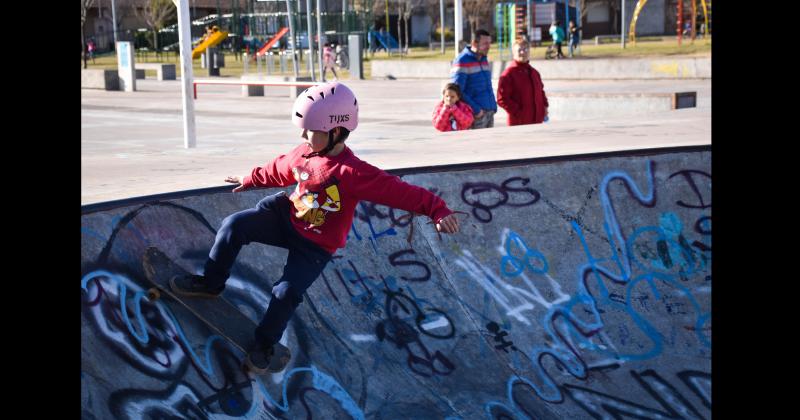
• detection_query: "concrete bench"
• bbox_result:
[240,75,315,99]
[193,77,318,100]
[81,69,120,90]
[594,35,621,45]
[134,63,176,80]
[594,35,663,45]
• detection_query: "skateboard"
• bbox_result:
[142,246,291,373]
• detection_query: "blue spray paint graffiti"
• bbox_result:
[498,161,711,403]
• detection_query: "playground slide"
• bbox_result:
[256,27,289,57]
[192,31,229,59]
[371,30,399,51]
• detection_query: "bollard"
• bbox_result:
[280,51,286,73]
[243,52,249,75]
[267,52,273,75]
[256,53,262,76]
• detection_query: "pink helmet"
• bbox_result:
[292,82,358,132]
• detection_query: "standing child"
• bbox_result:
[169,82,461,374]
[568,20,581,58]
[322,43,338,81]
[549,21,565,59]
[432,83,474,132]
[87,39,96,64]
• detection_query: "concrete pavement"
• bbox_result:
[81,78,709,205]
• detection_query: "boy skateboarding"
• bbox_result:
[169,82,460,374]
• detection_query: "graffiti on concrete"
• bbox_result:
[83,151,711,419]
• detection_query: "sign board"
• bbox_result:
[116,41,136,92]
[531,27,542,42]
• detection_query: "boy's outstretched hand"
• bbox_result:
[225,175,245,192]
[436,214,460,234]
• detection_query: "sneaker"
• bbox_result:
[244,343,274,374]
[169,274,223,298]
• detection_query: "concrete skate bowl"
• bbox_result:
[81,145,711,419]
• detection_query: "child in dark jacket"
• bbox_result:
[432,83,474,132]
[169,82,461,374]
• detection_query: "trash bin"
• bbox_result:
[205,47,225,76]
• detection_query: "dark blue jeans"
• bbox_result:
[203,192,332,347]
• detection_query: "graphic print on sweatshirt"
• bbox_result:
[289,164,341,229]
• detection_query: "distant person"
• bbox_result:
[451,29,497,129]
[322,43,339,81]
[549,21,565,59]
[167,82,460,374]
[432,82,474,132]
[568,20,580,57]
[87,39,96,64]
[497,39,549,126]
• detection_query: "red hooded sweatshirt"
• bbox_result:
[496,60,549,126]
[240,144,454,254]
[432,101,474,132]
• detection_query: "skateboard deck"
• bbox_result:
[142,246,291,373]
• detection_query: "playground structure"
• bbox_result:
[495,1,579,59]
[368,29,400,54]
[191,29,228,59]
[629,0,710,44]
[255,27,289,57]
[134,0,375,70]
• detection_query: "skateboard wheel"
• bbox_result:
[147,288,161,301]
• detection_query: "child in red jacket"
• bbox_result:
[169,82,461,374]
[432,83,474,132]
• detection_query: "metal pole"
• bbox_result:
[306,0,316,80]
[111,0,118,45]
[173,0,196,148]
[454,0,463,57]
[343,0,347,29]
[526,0,532,42]
[285,0,300,76]
[316,0,324,81]
[385,0,390,37]
[577,0,582,54]
[439,0,444,54]
[621,0,626,48]
[565,0,570,46]
[677,0,683,46]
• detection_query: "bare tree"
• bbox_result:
[111,0,133,43]
[81,0,97,69]
[402,1,411,53]
[420,0,442,40]
[135,0,176,51]
[396,0,407,54]
[463,0,496,39]
[395,0,408,55]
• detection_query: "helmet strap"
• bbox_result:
[302,129,340,159]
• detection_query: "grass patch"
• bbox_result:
[82,36,708,79]
[367,36,711,61]
[83,50,370,79]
